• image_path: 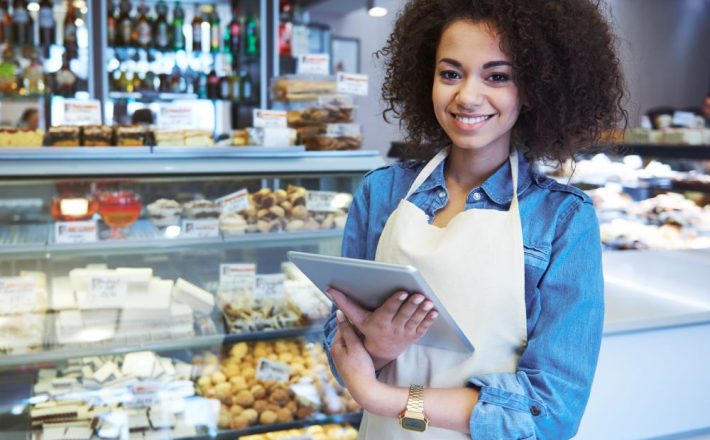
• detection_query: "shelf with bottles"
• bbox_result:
[0,0,90,100]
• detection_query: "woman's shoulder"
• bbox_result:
[526,172,595,225]
[360,160,425,193]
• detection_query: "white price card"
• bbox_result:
[256,358,291,383]
[54,220,98,244]
[672,111,697,128]
[297,53,330,75]
[290,383,322,407]
[306,191,338,212]
[291,25,310,58]
[254,274,285,300]
[157,104,195,129]
[253,109,288,128]
[0,277,38,314]
[219,263,257,298]
[62,99,102,126]
[337,72,369,96]
[217,189,250,214]
[85,274,128,307]
[182,219,220,238]
[263,127,294,147]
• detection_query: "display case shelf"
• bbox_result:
[0,325,327,371]
[604,144,710,160]
[213,412,363,440]
[0,149,385,177]
[0,222,345,259]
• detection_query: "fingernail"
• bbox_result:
[430,312,439,319]
[398,292,408,301]
[412,295,424,305]
[422,301,433,311]
[336,310,345,322]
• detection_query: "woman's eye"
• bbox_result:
[488,73,510,82]
[439,70,461,80]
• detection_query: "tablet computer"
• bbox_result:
[287,251,474,353]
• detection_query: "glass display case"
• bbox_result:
[0,149,383,439]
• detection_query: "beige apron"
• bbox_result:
[358,149,528,439]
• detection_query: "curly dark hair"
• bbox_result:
[378,0,627,163]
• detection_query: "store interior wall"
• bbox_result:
[313,0,709,156]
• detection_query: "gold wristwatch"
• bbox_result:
[399,384,429,432]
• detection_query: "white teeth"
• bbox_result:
[456,114,491,124]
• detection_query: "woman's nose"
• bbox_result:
[455,78,485,109]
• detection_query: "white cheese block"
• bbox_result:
[63,426,93,440]
[122,351,157,379]
[124,279,172,310]
[171,279,214,315]
[92,361,118,383]
[51,277,77,310]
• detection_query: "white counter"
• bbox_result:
[577,250,710,439]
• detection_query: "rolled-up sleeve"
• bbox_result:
[468,201,604,439]
[323,176,371,386]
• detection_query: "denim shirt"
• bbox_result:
[323,150,604,440]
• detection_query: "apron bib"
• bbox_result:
[358,149,528,439]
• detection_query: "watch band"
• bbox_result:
[406,384,425,413]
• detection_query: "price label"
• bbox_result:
[54,220,98,244]
[672,111,697,128]
[290,382,322,408]
[253,109,288,128]
[306,191,338,212]
[0,277,38,314]
[297,53,330,75]
[62,99,102,126]
[182,219,220,238]
[219,263,256,299]
[326,123,360,137]
[86,274,127,306]
[291,25,310,58]
[217,189,250,214]
[337,72,369,96]
[254,274,284,300]
[256,358,291,383]
[263,127,294,147]
[157,104,195,129]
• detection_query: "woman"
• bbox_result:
[323,0,626,438]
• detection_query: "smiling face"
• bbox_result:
[433,20,521,157]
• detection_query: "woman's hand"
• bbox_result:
[327,287,439,369]
[330,310,380,408]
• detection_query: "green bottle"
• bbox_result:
[173,1,185,51]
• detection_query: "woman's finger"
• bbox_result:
[405,300,434,331]
[377,290,409,317]
[328,287,369,330]
[392,293,425,327]
[337,310,361,348]
[416,311,439,336]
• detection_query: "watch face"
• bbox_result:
[402,417,427,432]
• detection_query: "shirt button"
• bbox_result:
[438,191,446,199]
[472,192,481,201]
[530,406,541,416]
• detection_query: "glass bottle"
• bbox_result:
[63,2,78,58]
[135,1,151,49]
[153,0,169,51]
[0,44,18,94]
[143,69,156,92]
[38,0,55,49]
[244,11,258,57]
[117,0,132,47]
[207,66,219,99]
[169,62,185,93]
[107,0,117,47]
[191,5,203,53]
[116,67,129,92]
[0,1,9,44]
[23,53,46,95]
[12,0,32,46]
[227,5,241,58]
[54,54,77,97]
[194,71,207,98]
[172,1,185,51]
[239,67,252,103]
[209,7,220,53]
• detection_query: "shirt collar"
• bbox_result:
[410,149,534,204]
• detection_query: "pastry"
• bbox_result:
[146,198,182,228]
[82,125,113,146]
[47,126,80,147]
[182,199,220,220]
[219,212,248,236]
[115,125,145,147]
[0,128,44,147]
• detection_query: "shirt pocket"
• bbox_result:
[523,243,550,271]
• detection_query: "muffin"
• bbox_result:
[146,199,182,228]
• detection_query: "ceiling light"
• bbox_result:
[367,0,388,17]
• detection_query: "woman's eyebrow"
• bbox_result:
[482,60,512,69]
[438,58,462,67]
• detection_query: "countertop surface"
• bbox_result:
[602,249,710,335]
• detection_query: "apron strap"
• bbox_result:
[405,148,521,206]
[405,148,449,200]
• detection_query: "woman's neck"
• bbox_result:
[445,144,511,191]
